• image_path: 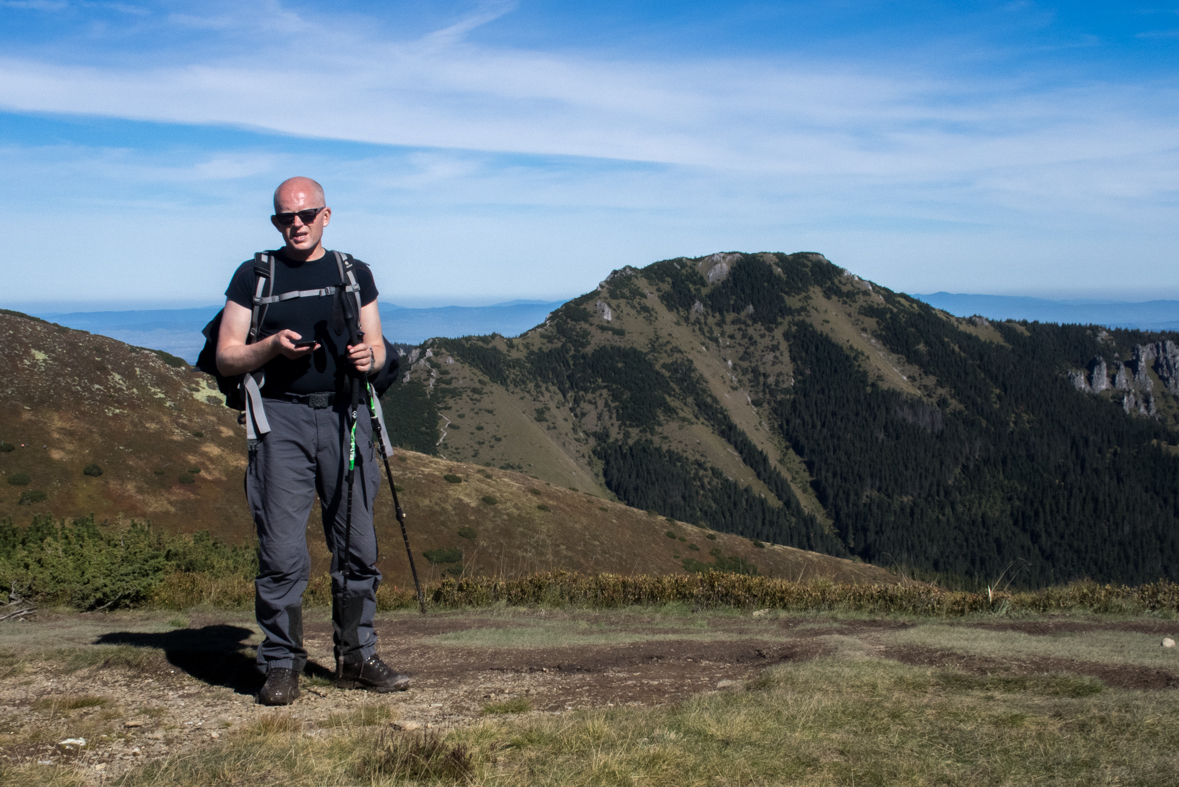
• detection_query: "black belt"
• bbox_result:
[275,391,337,409]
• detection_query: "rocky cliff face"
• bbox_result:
[1069,339,1179,418]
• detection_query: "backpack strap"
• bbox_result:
[244,252,276,439]
[247,252,274,344]
[333,251,364,316]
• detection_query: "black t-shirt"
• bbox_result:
[225,249,379,397]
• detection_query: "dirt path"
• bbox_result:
[2,609,1176,781]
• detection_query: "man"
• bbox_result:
[217,176,408,705]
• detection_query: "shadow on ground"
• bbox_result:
[94,625,265,695]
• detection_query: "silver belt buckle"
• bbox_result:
[308,392,330,409]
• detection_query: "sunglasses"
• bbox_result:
[272,207,325,226]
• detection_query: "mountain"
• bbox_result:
[914,293,1179,332]
[379,252,1179,589]
[32,300,569,364]
[0,308,893,585]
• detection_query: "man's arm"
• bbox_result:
[215,299,316,377]
[346,300,385,375]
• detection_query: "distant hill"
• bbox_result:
[31,300,568,363]
[0,308,894,586]
[379,252,1179,589]
[914,293,1179,332]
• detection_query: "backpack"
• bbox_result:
[195,250,399,450]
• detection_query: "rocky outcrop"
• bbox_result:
[698,252,740,285]
[1150,340,1179,395]
[1069,357,1109,393]
[598,266,638,291]
[595,300,613,322]
[1070,340,1179,419]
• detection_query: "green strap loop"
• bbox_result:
[348,415,358,471]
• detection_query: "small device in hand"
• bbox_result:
[292,338,317,348]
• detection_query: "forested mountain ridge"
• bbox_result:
[382,252,1179,588]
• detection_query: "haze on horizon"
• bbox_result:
[1,1,1176,309]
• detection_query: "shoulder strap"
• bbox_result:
[250,250,360,307]
[334,251,364,319]
[247,252,275,345]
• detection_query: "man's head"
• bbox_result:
[272,177,330,261]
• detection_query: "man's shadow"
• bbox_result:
[95,625,334,696]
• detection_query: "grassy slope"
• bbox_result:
[0,311,247,538]
[370,451,898,585]
[0,310,895,585]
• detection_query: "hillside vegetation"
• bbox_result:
[0,309,894,588]
[386,252,1179,588]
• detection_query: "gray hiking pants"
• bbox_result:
[246,397,381,673]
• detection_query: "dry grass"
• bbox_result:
[31,694,111,713]
[5,610,1179,786]
[321,703,393,728]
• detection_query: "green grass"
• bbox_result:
[483,696,532,715]
[883,625,1179,671]
[16,653,1177,787]
[57,644,165,673]
[445,657,1179,786]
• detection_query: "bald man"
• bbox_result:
[217,177,408,705]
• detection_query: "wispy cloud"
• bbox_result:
[420,0,516,47]
[2,2,1178,303]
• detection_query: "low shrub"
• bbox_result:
[0,517,256,610]
[178,474,195,484]
[18,490,47,505]
[83,464,103,477]
[537,504,551,512]
[423,547,463,565]
[7,473,30,486]
[481,495,498,505]
[0,441,14,453]
[665,530,677,539]
[187,467,201,475]
[457,526,478,540]
[443,474,463,484]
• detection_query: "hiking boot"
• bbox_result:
[336,655,411,692]
[258,667,300,706]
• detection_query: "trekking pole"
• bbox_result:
[365,381,427,615]
[347,311,427,614]
[337,370,361,680]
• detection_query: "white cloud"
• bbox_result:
[2,2,1178,303]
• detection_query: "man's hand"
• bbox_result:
[273,330,319,359]
[346,342,376,374]
[216,300,319,377]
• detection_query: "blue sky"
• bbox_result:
[1,0,1176,308]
